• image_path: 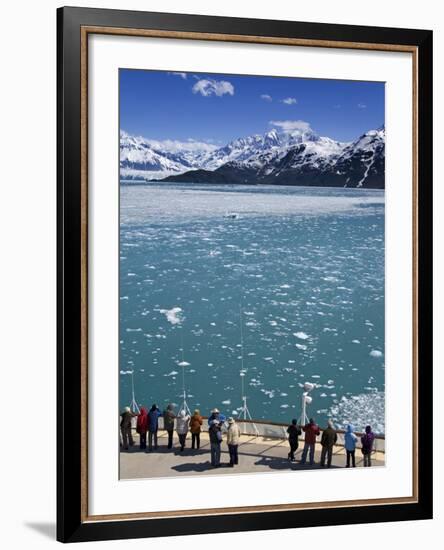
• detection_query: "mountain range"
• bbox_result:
[120,125,385,188]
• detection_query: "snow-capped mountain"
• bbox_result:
[331,127,385,188]
[119,131,216,181]
[120,126,385,188]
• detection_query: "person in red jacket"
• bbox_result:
[300,418,320,466]
[136,406,148,450]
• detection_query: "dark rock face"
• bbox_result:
[124,127,385,189]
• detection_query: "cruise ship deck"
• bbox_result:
[120,425,385,480]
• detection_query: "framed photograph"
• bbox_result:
[57,6,433,543]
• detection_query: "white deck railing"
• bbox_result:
[153,417,385,453]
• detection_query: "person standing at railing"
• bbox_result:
[226,417,241,467]
[147,403,162,451]
[120,406,137,450]
[176,410,191,452]
[344,424,358,467]
[320,420,337,468]
[287,419,302,462]
[361,425,375,467]
[163,403,176,449]
[190,409,203,450]
[300,418,320,466]
[209,420,223,467]
[208,408,226,427]
[136,406,148,450]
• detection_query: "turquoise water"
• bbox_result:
[119,184,385,433]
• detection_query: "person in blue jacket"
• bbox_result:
[344,424,358,467]
[147,403,162,451]
[208,408,226,427]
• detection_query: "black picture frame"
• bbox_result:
[57,6,433,543]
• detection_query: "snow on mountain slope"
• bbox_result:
[332,127,385,188]
[119,131,216,180]
[120,125,385,188]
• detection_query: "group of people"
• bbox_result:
[120,405,241,468]
[287,417,376,468]
[121,406,376,469]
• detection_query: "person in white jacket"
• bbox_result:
[176,410,191,452]
[226,417,241,467]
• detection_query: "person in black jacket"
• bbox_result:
[287,419,302,462]
[320,420,338,467]
[209,420,223,467]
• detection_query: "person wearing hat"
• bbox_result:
[226,417,241,467]
[120,406,137,450]
[147,403,162,451]
[136,406,149,450]
[163,403,176,449]
[361,425,375,467]
[300,417,320,466]
[344,424,358,467]
[189,409,203,450]
[209,419,223,467]
[320,419,338,467]
[286,419,302,462]
[208,407,226,427]
[176,410,191,452]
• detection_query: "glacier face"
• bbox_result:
[120,126,385,188]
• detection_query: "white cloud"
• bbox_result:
[269,120,312,133]
[281,97,298,105]
[192,78,234,97]
[358,103,367,109]
[260,94,273,102]
[168,72,187,79]
[147,138,217,153]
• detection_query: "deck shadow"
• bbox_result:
[254,456,340,471]
[171,461,233,473]
[172,448,209,457]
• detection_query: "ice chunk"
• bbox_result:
[159,307,183,325]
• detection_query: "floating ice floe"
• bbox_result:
[295,343,307,350]
[159,307,183,325]
[294,331,310,340]
[222,400,231,405]
[165,370,179,377]
[328,391,385,434]
[370,350,383,358]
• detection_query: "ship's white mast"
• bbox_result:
[130,370,140,413]
[298,382,315,426]
[177,326,191,416]
[238,305,259,436]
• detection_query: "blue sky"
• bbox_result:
[120,69,384,144]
